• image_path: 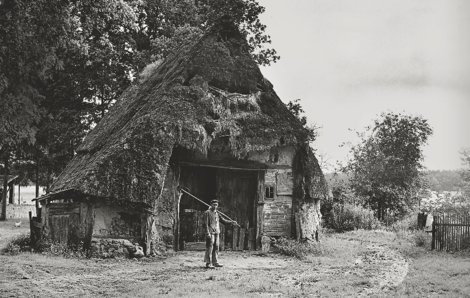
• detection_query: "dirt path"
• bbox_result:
[0,223,409,297]
[356,243,409,297]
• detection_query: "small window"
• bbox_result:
[265,186,275,199]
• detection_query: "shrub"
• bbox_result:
[2,234,32,255]
[273,238,323,259]
[324,203,381,232]
[388,211,419,232]
[413,230,430,247]
[35,239,89,258]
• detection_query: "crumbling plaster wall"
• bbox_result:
[92,204,142,239]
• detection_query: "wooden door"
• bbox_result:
[49,215,70,244]
[216,169,258,249]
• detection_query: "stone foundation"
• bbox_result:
[89,237,171,258]
[90,238,137,258]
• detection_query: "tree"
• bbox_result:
[342,112,433,219]
[286,99,319,144]
[0,0,74,219]
[459,148,470,198]
[425,170,462,192]
[1,0,280,214]
[132,0,279,70]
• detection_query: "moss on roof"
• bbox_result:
[49,17,323,207]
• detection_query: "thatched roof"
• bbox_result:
[48,17,324,207]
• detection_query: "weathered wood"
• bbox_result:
[232,225,239,250]
[220,224,225,251]
[256,171,265,250]
[48,203,80,215]
[83,202,94,249]
[29,211,34,244]
[239,228,246,250]
[50,215,69,244]
[184,242,206,251]
[248,228,255,250]
[433,214,470,251]
[67,213,80,246]
[226,225,233,249]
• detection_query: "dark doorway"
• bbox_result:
[178,165,259,250]
[179,166,216,249]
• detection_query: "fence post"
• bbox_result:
[431,215,436,250]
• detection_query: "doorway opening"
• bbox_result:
[178,165,259,250]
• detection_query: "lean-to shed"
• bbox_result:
[33,17,328,257]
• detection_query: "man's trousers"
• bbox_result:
[204,233,219,265]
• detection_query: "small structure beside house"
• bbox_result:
[1,175,19,205]
[32,17,328,257]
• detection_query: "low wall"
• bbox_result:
[6,204,36,219]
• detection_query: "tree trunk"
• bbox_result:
[295,200,322,240]
[35,154,39,210]
[1,155,9,221]
[46,165,52,192]
[377,201,382,220]
[293,145,328,241]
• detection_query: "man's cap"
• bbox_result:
[210,200,219,205]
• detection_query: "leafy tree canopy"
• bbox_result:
[0,0,72,155]
[286,99,319,144]
[341,112,433,219]
[2,0,279,191]
[425,170,462,192]
[459,148,470,198]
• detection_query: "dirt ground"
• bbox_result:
[0,220,409,298]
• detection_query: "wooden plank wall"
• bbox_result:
[256,171,265,249]
[45,201,94,246]
[216,169,258,250]
[432,214,470,251]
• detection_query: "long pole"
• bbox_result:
[179,188,241,228]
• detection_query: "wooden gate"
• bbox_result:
[432,214,470,251]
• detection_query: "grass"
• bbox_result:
[0,217,30,245]
[1,219,470,297]
[334,228,470,297]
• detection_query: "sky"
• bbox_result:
[257,0,470,172]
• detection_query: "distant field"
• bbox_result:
[12,186,45,205]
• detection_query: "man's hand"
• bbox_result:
[232,221,238,226]
[206,233,211,239]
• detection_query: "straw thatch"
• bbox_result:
[48,16,326,209]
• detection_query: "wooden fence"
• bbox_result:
[432,214,470,251]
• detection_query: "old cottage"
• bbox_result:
[32,17,328,257]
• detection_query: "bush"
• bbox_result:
[324,203,381,232]
[2,234,32,255]
[388,211,419,232]
[273,238,323,259]
[35,239,89,258]
[413,230,430,247]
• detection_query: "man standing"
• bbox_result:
[203,199,236,269]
